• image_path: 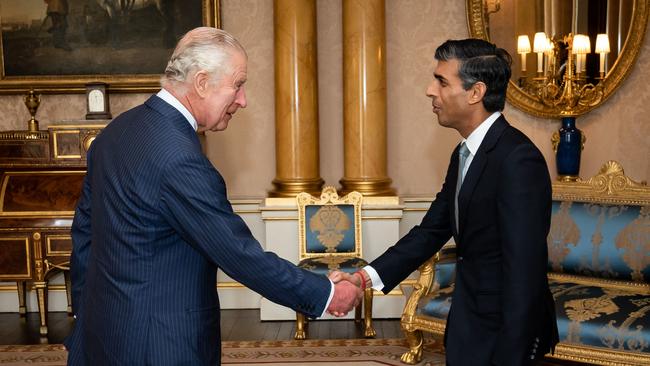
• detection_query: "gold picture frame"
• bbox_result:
[0,0,221,94]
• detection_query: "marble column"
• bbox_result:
[269,0,323,197]
[340,0,395,196]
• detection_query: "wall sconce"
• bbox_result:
[517,35,531,72]
[595,33,611,78]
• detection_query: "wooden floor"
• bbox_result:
[0,309,404,345]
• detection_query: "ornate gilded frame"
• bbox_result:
[466,0,650,118]
[296,186,363,260]
[0,0,220,94]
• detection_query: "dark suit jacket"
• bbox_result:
[371,116,559,365]
[64,95,331,365]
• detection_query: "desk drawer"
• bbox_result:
[0,236,31,279]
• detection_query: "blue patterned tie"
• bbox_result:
[455,143,470,232]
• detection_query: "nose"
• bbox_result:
[236,86,247,108]
[426,80,437,98]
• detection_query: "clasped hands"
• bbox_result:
[325,270,367,317]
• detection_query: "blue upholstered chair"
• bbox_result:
[294,186,375,340]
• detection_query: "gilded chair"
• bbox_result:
[294,186,375,340]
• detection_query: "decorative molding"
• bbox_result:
[553,161,649,205]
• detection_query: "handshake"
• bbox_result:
[325,270,370,317]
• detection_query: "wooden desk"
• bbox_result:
[0,121,106,336]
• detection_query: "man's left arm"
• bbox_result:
[492,143,552,365]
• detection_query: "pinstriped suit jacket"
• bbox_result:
[64,95,331,365]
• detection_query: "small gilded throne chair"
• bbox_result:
[294,186,375,340]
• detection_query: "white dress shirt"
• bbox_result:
[156,88,198,131]
[364,111,502,291]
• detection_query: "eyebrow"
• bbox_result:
[433,73,447,82]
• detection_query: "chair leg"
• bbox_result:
[400,329,424,364]
[294,312,307,340]
[363,288,376,338]
[16,282,27,316]
[354,301,362,323]
[64,271,73,315]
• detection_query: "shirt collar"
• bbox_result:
[461,111,501,156]
[156,88,198,131]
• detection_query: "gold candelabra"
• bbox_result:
[517,32,608,116]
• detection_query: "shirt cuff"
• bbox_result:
[321,279,336,317]
[363,265,385,291]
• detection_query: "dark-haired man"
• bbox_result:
[331,39,559,365]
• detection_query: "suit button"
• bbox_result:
[458,256,464,261]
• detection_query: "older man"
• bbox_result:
[64,27,361,365]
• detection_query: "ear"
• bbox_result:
[193,70,210,98]
[467,81,487,106]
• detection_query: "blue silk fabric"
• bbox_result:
[550,279,650,352]
[298,257,368,277]
[548,201,649,282]
[304,204,356,254]
[416,260,455,319]
[416,200,650,353]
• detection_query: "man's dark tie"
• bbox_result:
[455,142,470,232]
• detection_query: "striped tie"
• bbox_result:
[455,143,470,232]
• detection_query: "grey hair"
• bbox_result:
[160,27,246,94]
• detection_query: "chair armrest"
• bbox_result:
[401,254,438,326]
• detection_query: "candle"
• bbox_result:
[533,32,547,73]
[517,35,531,72]
[595,34,610,74]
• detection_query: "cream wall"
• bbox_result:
[0,0,648,198]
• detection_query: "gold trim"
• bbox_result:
[361,216,403,220]
[0,0,221,94]
[0,130,49,140]
[0,237,31,279]
[552,161,649,205]
[46,235,72,256]
[262,217,297,221]
[339,178,396,197]
[269,178,325,198]
[48,123,108,130]
[217,282,245,289]
[52,130,82,159]
[548,273,649,294]
[550,343,650,365]
[0,284,68,292]
[466,0,650,118]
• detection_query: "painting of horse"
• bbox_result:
[0,0,216,92]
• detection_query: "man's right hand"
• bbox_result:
[327,280,362,317]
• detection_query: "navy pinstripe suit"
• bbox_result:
[64,95,331,365]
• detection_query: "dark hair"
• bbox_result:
[434,39,512,112]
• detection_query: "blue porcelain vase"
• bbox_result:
[556,117,582,178]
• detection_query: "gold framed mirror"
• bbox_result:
[467,0,649,118]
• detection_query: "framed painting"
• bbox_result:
[0,0,220,94]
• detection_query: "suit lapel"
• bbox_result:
[456,116,509,235]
